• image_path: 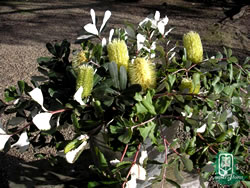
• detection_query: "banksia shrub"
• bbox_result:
[76,65,94,97]
[183,31,203,64]
[107,39,129,70]
[72,50,88,71]
[129,57,156,90]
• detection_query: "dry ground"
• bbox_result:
[0,0,249,187]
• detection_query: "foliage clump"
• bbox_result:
[0,9,249,188]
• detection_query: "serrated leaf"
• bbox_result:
[180,155,193,172]
[108,62,119,89]
[138,122,154,141]
[119,66,127,90]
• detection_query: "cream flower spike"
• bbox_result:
[29,88,47,111]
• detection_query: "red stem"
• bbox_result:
[120,144,128,162]
[122,143,141,188]
[50,108,71,115]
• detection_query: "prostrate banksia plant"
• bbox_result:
[107,39,129,70]
[72,50,89,71]
[183,31,203,64]
[76,65,94,98]
[129,57,156,90]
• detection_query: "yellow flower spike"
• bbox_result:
[72,50,89,71]
[107,39,129,70]
[183,31,203,64]
[129,58,156,90]
[76,65,94,98]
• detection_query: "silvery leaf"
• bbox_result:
[29,88,47,111]
[0,122,11,151]
[74,86,85,105]
[99,10,111,33]
[90,9,96,25]
[33,112,52,130]
[11,131,29,152]
[84,23,98,35]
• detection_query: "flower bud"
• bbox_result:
[180,78,200,94]
[76,65,94,98]
[183,31,203,64]
[72,50,88,71]
[129,58,156,90]
[107,39,129,70]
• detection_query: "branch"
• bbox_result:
[120,144,128,162]
[131,116,157,130]
[122,143,141,188]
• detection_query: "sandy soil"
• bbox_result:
[0,0,249,187]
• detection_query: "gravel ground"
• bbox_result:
[0,0,249,187]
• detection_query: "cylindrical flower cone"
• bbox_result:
[107,39,129,70]
[72,50,88,72]
[129,57,156,90]
[76,65,94,98]
[183,31,203,64]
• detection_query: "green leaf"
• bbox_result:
[110,124,124,134]
[88,181,101,188]
[216,129,234,142]
[214,83,224,94]
[174,161,184,182]
[207,113,213,127]
[118,128,132,144]
[167,74,176,87]
[64,139,81,153]
[165,178,181,188]
[95,147,108,168]
[228,56,238,63]
[138,122,155,141]
[219,110,228,123]
[8,117,25,126]
[229,64,233,83]
[223,86,234,97]
[17,81,25,95]
[108,62,119,89]
[135,102,148,114]
[231,96,242,106]
[37,57,51,64]
[134,92,143,101]
[180,155,193,172]
[212,76,220,87]
[119,66,127,90]
[155,96,172,114]
[71,113,80,129]
[46,43,56,56]
[228,49,232,57]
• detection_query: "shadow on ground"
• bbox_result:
[0,151,94,188]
